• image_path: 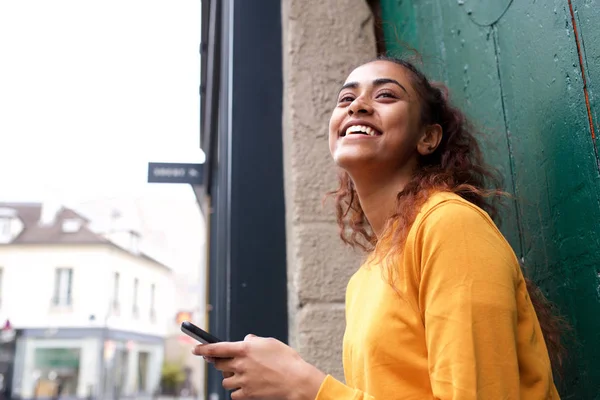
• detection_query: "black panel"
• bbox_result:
[203,0,287,398]
[228,0,287,343]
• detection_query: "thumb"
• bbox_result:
[244,334,259,341]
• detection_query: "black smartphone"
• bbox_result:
[180,321,222,344]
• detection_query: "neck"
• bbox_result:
[348,166,414,237]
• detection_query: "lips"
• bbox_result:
[339,120,382,138]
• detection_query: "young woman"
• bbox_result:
[193,57,563,399]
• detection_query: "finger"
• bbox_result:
[192,344,206,355]
[222,371,234,379]
[222,375,242,391]
[191,346,225,364]
[193,342,246,358]
[231,388,249,400]
[214,358,237,373]
[244,334,259,341]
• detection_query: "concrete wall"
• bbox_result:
[281,0,376,379]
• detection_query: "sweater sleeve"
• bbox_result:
[416,201,521,399]
[315,375,375,400]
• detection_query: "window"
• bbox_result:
[136,351,149,392]
[130,232,140,254]
[53,268,73,306]
[34,348,81,396]
[132,278,139,317]
[0,218,10,236]
[0,218,11,243]
[61,218,82,233]
[112,272,120,312]
[150,283,156,321]
[0,209,16,243]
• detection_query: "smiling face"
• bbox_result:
[329,60,426,179]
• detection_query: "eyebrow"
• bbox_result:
[338,78,409,95]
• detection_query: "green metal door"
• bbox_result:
[380,0,600,397]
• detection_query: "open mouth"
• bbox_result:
[340,124,382,137]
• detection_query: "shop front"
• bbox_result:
[10,329,163,400]
[0,325,19,399]
[32,347,81,398]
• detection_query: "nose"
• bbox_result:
[347,97,373,116]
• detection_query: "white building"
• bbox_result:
[72,194,208,399]
[0,203,176,399]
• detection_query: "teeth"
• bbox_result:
[345,125,377,136]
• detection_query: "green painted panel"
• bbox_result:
[573,0,600,157]
[456,0,512,26]
[380,0,418,56]
[379,0,445,80]
[492,1,600,396]
[381,1,522,252]
[381,0,600,397]
[435,2,522,256]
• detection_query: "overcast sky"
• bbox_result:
[0,0,204,204]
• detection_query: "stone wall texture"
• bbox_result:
[281,0,376,380]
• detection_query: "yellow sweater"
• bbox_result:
[315,192,559,399]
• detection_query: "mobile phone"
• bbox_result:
[180,321,222,344]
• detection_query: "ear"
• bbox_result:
[416,124,443,156]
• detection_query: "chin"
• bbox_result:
[332,150,376,171]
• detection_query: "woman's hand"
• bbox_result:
[193,334,326,400]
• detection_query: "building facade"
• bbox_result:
[0,203,175,399]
